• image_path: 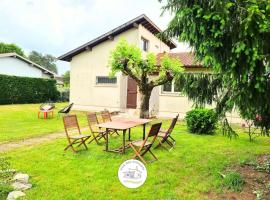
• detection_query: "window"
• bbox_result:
[141,37,149,52]
[96,76,117,85]
[163,81,172,92]
[162,81,181,93]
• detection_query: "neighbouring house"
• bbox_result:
[58,14,240,121]
[0,53,56,78]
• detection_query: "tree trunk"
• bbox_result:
[139,90,151,119]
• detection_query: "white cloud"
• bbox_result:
[0,0,190,75]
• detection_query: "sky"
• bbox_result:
[0,0,190,75]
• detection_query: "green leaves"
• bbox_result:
[0,42,25,57]
[161,0,270,134]
[28,51,58,74]
[0,74,59,104]
[109,39,183,86]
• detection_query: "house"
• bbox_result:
[0,53,56,78]
[57,14,218,119]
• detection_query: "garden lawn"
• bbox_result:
[3,121,270,200]
[0,103,87,143]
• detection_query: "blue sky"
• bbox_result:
[0,0,189,75]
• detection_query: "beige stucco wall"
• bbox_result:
[70,23,173,113]
[138,25,170,55]
[157,68,242,123]
[70,28,139,111]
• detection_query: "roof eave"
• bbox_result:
[58,14,176,62]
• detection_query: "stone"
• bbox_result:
[13,173,29,183]
[6,191,25,200]
[12,182,32,191]
[0,169,16,174]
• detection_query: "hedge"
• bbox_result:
[0,74,60,104]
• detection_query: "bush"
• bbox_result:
[58,88,70,102]
[0,74,59,104]
[223,172,245,192]
[185,108,218,135]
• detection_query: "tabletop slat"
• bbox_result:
[96,119,151,130]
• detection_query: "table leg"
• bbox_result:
[143,124,146,140]
[122,129,126,154]
[105,128,109,151]
[128,128,131,141]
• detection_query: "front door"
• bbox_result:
[126,77,137,109]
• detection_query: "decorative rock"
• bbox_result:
[6,191,25,200]
[0,169,16,174]
[12,182,32,191]
[13,173,29,183]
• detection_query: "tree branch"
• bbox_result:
[149,71,174,88]
[121,58,141,84]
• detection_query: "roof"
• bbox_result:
[58,14,177,62]
[156,52,203,68]
[0,53,56,77]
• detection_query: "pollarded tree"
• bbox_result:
[109,39,183,118]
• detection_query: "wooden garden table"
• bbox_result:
[96,119,151,154]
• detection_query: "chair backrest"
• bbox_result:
[101,111,111,122]
[141,123,162,149]
[167,114,179,134]
[63,115,81,138]
[59,103,74,114]
[86,112,99,132]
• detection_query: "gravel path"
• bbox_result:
[0,127,88,153]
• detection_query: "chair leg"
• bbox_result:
[169,136,176,144]
[130,144,147,165]
[81,138,88,150]
[148,150,158,161]
[166,140,174,147]
[89,133,99,145]
[64,140,77,153]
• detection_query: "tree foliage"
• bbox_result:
[0,42,25,57]
[28,51,58,74]
[109,39,183,118]
[63,70,70,86]
[161,0,270,138]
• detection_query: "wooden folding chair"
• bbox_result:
[156,114,179,150]
[86,112,107,145]
[100,111,120,136]
[63,115,91,153]
[129,123,162,165]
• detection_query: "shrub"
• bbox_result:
[0,157,13,199]
[185,108,218,135]
[223,172,245,192]
[0,74,59,104]
[58,88,70,102]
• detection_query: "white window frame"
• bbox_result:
[161,80,182,95]
[96,76,117,85]
[141,37,149,52]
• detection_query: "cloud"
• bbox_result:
[0,0,190,74]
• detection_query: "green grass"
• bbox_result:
[0,103,87,143]
[223,172,245,192]
[2,120,270,200]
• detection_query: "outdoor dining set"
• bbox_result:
[62,110,178,164]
